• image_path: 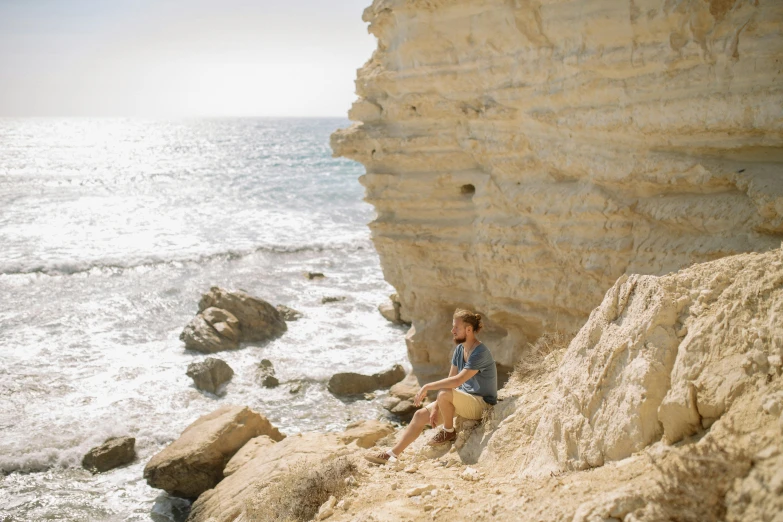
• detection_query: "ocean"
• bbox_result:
[0,118,408,521]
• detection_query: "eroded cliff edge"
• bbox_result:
[331,0,783,379]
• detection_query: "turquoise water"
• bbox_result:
[0,118,407,521]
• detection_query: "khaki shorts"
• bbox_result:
[426,388,488,425]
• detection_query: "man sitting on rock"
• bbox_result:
[365,309,497,464]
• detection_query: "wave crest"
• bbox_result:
[0,241,371,277]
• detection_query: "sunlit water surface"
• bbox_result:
[0,118,408,521]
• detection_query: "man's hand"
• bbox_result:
[428,403,439,426]
[413,384,430,407]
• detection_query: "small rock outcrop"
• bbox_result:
[321,296,346,304]
[327,364,406,396]
[378,293,411,326]
[143,405,284,498]
[276,304,303,321]
[186,358,234,395]
[82,436,136,473]
[382,373,420,420]
[181,288,287,353]
[257,359,279,388]
[338,420,395,448]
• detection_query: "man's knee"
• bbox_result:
[437,389,453,403]
[412,408,429,424]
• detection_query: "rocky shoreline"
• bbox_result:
[118,248,783,521]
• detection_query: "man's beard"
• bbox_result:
[453,334,467,344]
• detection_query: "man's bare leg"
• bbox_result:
[436,390,455,430]
[391,408,430,456]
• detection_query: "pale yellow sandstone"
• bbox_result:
[331,0,783,380]
[222,435,276,477]
[338,419,396,448]
[186,433,348,522]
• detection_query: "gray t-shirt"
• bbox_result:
[451,343,498,405]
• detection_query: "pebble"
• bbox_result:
[407,484,436,497]
[763,396,782,417]
[315,495,337,520]
[460,467,481,481]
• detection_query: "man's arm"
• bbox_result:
[414,367,478,406]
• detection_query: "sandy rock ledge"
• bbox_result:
[143,405,284,498]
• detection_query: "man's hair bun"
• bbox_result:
[453,309,483,333]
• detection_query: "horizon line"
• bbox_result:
[0,115,352,119]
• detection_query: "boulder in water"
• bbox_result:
[327,364,405,396]
[187,357,234,395]
[82,436,136,473]
[180,309,240,353]
[143,405,284,498]
[198,287,287,343]
[257,359,279,388]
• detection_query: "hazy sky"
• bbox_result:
[0,0,377,117]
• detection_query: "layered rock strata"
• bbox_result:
[331,0,783,379]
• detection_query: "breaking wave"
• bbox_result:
[0,240,372,277]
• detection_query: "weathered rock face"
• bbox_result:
[331,0,783,380]
[82,436,135,473]
[524,247,783,475]
[327,364,406,396]
[379,293,412,325]
[143,405,284,498]
[186,358,234,395]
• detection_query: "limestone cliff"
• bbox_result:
[331,0,783,380]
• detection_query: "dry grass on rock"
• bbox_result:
[638,436,753,522]
[510,330,570,384]
[244,457,356,522]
